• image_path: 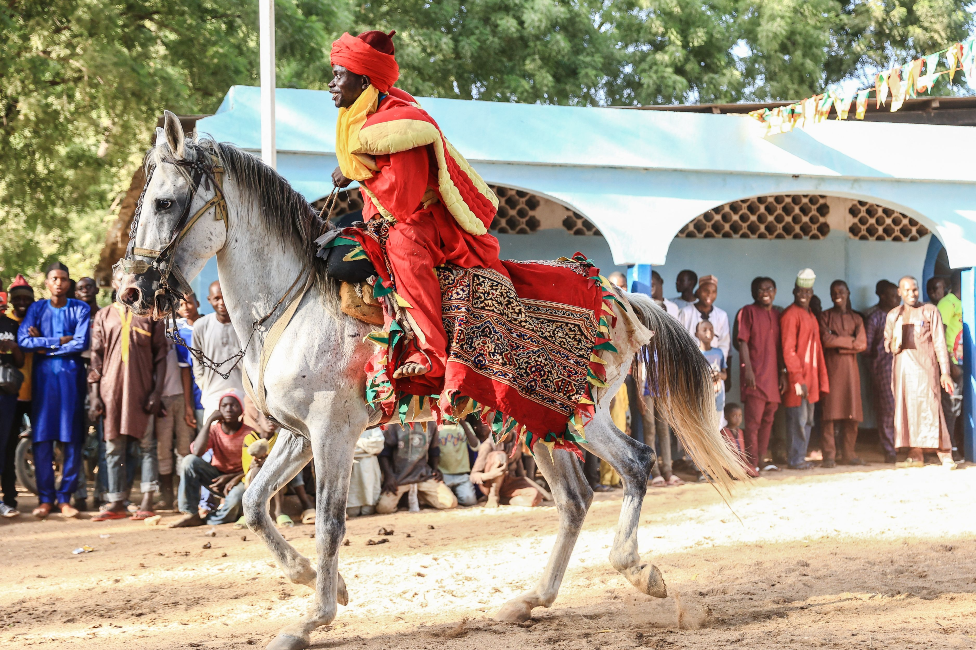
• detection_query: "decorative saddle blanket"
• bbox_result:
[317,221,622,456]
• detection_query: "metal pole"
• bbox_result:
[259,0,276,169]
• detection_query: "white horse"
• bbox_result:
[119,112,746,650]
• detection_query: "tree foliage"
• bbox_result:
[1,0,972,284]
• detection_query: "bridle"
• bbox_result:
[120,150,305,381]
[119,147,340,386]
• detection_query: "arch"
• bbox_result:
[656,189,946,261]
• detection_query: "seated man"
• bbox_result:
[170,392,250,527]
[328,30,504,387]
[470,435,545,509]
[435,419,480,507]
[375,422,457,514]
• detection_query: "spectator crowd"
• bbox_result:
[0,261,964,523]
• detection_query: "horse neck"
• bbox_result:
[214,184,312,348]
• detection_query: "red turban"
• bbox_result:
[330,31,400,94]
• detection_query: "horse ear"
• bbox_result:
[162,110,185,159]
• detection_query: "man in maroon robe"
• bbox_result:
[736,276,785,473]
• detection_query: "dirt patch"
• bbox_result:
[1,464,975,649]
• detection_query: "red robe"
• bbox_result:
[780,304,829,408]
[358,95,507,395]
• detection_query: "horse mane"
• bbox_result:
[144,136,340,311]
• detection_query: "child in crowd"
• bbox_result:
[240,398,315,527]
[170,391,250,527]
[720,403,759,478]
[696,321,727,422]
[469,432,546,508]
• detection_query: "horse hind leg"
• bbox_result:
[581,411,667,598]
[495,446,592,623]
[243,431,347,603]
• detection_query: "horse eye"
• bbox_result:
[155,198,173,211]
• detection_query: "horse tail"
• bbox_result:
[625,293,749,492]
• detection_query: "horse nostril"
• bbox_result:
[119,287,141,306]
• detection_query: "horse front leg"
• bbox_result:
[496,446,592,623]
[266,409,362,650]
[243,430,341,594]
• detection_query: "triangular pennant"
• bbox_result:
[946,43,962,81]
[833,93,853,120]
[888,67,905,112]
[876,71,889,107]
[855,90,869,120]
[905,59,923,98]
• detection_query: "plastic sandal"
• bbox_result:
[92,510,129,522]
[129,510,155,521]
[301,509,316,525]
[276,514,294,527]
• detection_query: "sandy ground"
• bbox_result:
[1,463,975,650]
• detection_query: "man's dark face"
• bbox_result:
[696,283,717,308]
[45,270,70,299]
[208,284,228,319]
[178,294,200,321]
[76,277,97,304]
[928,279,946,304]
[329,65,369,109]
[651,276,663,301]
[11,294,33,318]
[219,396,243,424]
[756,280,776,307]
[830,284,850,310]
[675,271,695,294]
[881,287,901,311]
[793,286,813,309]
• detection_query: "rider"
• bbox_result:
[328,30,506,389]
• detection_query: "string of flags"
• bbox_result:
[748,36,976,134]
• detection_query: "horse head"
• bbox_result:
[118,110,229,319]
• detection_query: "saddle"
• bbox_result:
[318,234,384,326]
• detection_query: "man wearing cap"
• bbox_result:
[677,274,730,362]
[328,29,506,392]
[780,269,828,470]
[17,262,91,518]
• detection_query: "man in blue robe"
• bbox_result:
[17,262,90,518]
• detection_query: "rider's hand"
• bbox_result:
[331,166,352,189]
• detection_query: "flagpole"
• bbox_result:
[259,0,276,170]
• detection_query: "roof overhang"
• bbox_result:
[196,86,976,267]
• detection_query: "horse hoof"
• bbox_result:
[495,598,534,623]
[265,632,310,650]
[626,563,668,598]
[337,572,349,606]
[292,561,317,588]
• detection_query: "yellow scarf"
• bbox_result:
[335,85,379,182]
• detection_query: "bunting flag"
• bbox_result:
[833,93,853,120]
[855,90,869,119]
[747,35,976,135]
[876,71,890,107]
[889,67,906,111]
[905,59,923,98]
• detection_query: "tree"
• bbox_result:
[0,0,342,286]
[3,0,972,285]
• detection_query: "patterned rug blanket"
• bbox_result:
[327,222,621,454]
